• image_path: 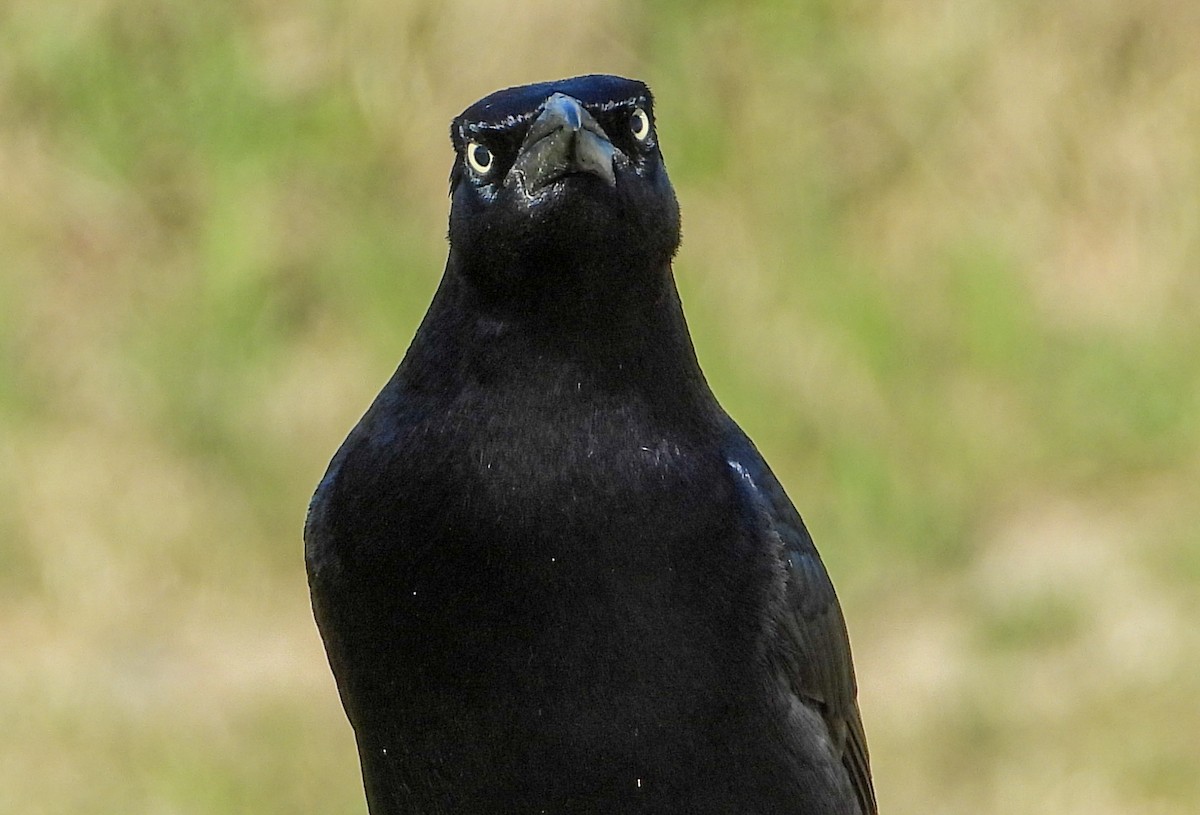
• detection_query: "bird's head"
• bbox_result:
[446,75,681,312]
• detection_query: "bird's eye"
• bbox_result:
[466,142,493,175]
[630,108,651,142]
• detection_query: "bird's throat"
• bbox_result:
[399,261,711,414]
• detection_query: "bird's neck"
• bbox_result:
[397,258,714,416]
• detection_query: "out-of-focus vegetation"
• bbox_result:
[2,0,1197,812]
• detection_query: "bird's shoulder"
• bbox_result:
[303,377,414,584]
[721,428,877,815]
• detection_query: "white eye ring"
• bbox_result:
[630,107,651,142]
[466,141,493,175]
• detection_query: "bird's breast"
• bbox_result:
[319,390,755,679]
[309,384,800,811]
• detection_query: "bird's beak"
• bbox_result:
[509,93,618,193]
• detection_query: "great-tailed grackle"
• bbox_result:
[306,74,876,814]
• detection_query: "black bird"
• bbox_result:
[305,74,876,814]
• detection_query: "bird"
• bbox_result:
[305,74,876,815]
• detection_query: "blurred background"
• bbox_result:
[2,0,1198,812]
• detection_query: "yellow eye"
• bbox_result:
[466,141,493,175]
[630,108,651,142]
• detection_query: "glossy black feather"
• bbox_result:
[306,74,875,814]
[725,432,877,815]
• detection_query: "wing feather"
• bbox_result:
[725,432,877,815]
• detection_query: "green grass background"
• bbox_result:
[3,1,1198,812]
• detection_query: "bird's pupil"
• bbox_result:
[472,145,491,167]
[632,110,648,138]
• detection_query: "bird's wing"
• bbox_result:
[724,431,877,815]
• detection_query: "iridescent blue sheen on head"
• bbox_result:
[452,75,653,147]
